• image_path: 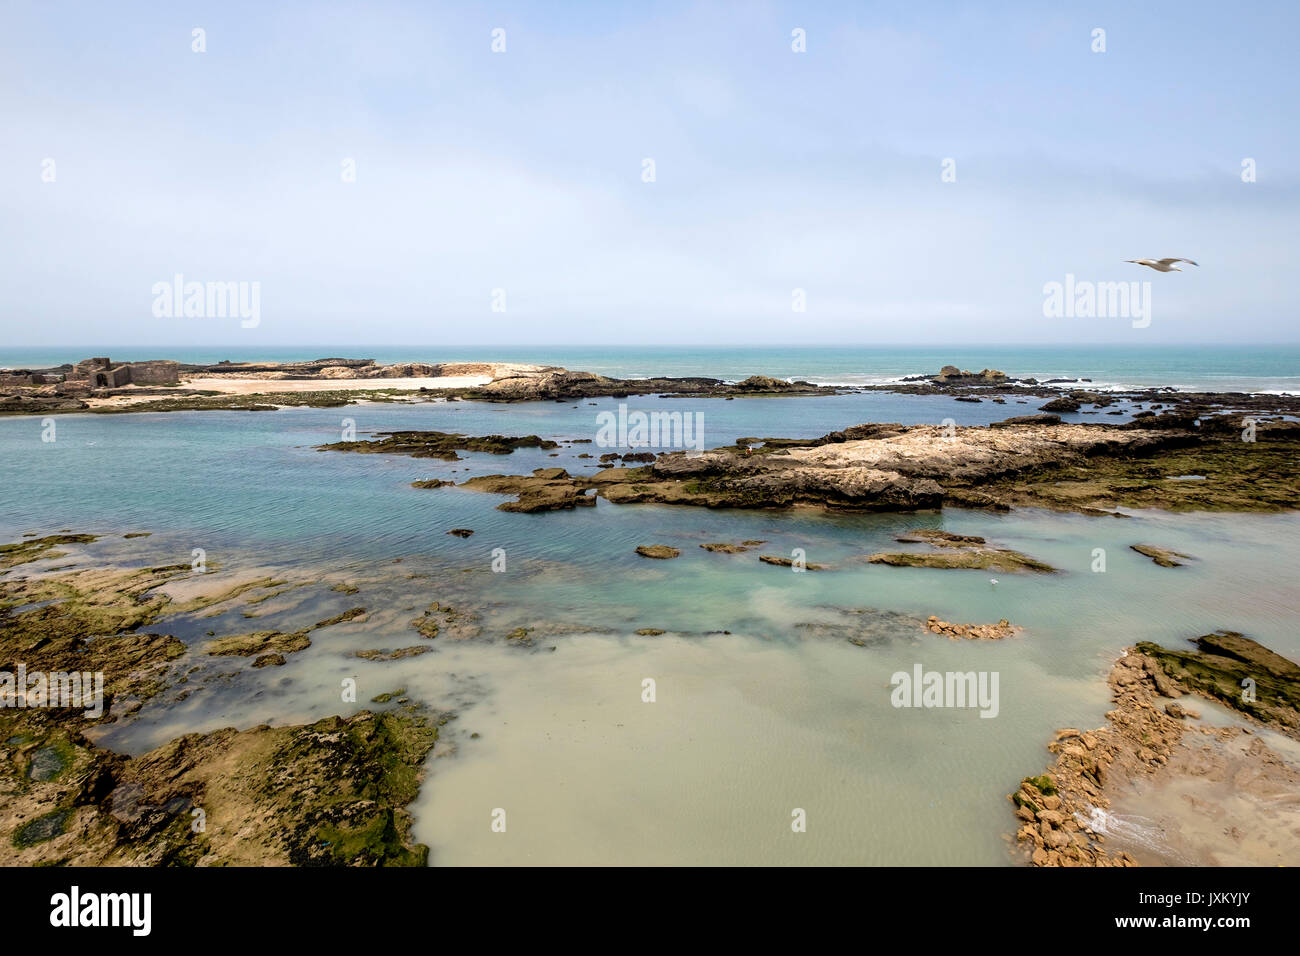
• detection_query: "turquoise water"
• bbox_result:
[0,392,1150,548]
[3,390,1298,864]
[5,344,1300,393]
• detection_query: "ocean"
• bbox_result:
[4,344,1300,394]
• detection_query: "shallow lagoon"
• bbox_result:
[2,394,1296,865]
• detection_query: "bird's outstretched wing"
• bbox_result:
[1157,258,1198,267]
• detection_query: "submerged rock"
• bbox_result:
[356,646,430,661]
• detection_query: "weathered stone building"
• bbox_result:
[71,357,179,388]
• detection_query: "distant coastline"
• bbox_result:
[4,345,1300,395]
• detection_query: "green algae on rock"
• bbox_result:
[867,549,1055,573]
[448,417,1300,518]
[317,430,559,460]
[0,706,440,866]
[635,545,680,559]
[410,601,479,640]
[0,533,98,570]
[1137,631,1300,738]
[0,535,443,866]
[868,530,1055,573]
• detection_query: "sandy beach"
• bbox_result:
[182,374,493,394]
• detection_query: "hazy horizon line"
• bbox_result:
[7,341,1300,352]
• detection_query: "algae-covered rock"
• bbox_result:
[1131,544,1193,567]
[1137,631,1300,737]
[0,533,98,570]
[868,548,1054,573]
[318,430,558,460]
[759,555,828,570]
[635,545,680,559]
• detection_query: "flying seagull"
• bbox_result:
[1126,257,1198,272]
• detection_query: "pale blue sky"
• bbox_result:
[2,0,1296,346]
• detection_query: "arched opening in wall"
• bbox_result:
[95,374,108,387]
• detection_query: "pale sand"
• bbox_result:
[1105,703,1300,866]
[81,374,493,408]
[182,374,492,394]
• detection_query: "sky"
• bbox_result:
[1,0,1297,348]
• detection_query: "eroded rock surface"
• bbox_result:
[1013,634,1300,866]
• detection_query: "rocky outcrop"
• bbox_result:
[868,548,1054,573]
[1038,396,1081,412]
[759,554,828,570]
[1013,634,1300,866]
[0,542,439,865]
[471,369,619,402]
[443,421,1231,516]
[925,616,1020,639]
[368,414,1300,517]
[463,370,839,402]
[933,365,1008,385]
[991,413,1061,427]
[635,545,680,559]
[318,430,559,460]
[700,540,766,553]
[461,469,597,513]
[1138,631,1300,738]
[1130,544,1192,567]
[0,707,440,865]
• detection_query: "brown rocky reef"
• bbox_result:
[318,430,559,460]
[463,369,840,402]
[443,414,1298,516]
[1013,632,1300,866]
[0,537,441,865]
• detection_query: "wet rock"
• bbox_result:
[1039,397,1081,412]
[635,545,680,559]
[700,542,757,553]
[355,646,430,661]
[925,616,1021,640]
[1139,631,1300,737]
[868,547,1054,573]
[759,555,828,570]
[318,430,559,460]
[991,413,1061,427]
[1130,544,1192,567]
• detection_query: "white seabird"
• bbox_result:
[1125,257,1198,272]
